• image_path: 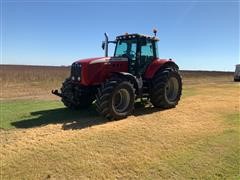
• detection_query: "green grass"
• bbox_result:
[0,100,101,130]
[0,99,112,130]
[1,100,64,129]
[224,113,240,126]
[166,128,240,179]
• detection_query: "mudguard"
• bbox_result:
[111,72,140,91]
[144,59,179,79]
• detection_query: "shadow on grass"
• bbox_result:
[11,102,166,130]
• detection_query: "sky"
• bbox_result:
[1,0,239,71]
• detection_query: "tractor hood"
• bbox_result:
[72,56,128,86]
[74,57,111,65]
[73,56,129,66]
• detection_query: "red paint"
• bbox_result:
[144,58,171,79]
[75,57,128,86]
[75,57,104,64]
[74,57,173,86]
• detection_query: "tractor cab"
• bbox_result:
[102,32,159,76]
[114,34,159,75]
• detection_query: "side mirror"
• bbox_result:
[102,42,105,50]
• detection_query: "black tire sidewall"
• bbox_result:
[163,71,182,106]
[109,82,135,119]
[150,69,182,108]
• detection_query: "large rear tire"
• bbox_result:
[61,78,94,109]
[95,78,135,120]
[150,69,182,108]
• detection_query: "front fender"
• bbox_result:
[111,72,139,91]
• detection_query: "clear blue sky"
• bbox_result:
[1,0,239,71]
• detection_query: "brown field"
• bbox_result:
[0,65,239,179]
[0,65,69,100]
[0,64,234,100]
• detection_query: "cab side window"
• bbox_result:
[140,40,154,74]
[141,41,154,57]
[130,43,137,60]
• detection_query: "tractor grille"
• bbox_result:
[70,63,81,81]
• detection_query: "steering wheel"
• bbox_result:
[122,50,136,59]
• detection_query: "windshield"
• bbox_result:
[114,39,137,60]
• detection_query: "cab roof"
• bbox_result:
[116,33,159,41]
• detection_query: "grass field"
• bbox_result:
[0,65,239,179]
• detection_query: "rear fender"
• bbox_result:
[144,59,179,79]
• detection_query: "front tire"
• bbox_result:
[95,78,135,120]
[61,78,94,109]
[150,69,182,108]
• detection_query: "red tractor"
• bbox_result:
[52,31,182,119]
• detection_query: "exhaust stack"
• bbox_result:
[104,32,108,57]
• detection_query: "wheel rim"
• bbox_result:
[112,89,130,113]
[166,77,179,102]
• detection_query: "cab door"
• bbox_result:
[139,39,155,75]
[127,41,137,75]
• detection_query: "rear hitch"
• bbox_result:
[52,89,63,97]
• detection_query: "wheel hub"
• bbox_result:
[166,77,179,102]
[112,89,130,113]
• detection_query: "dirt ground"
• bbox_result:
[0,66,239,179]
